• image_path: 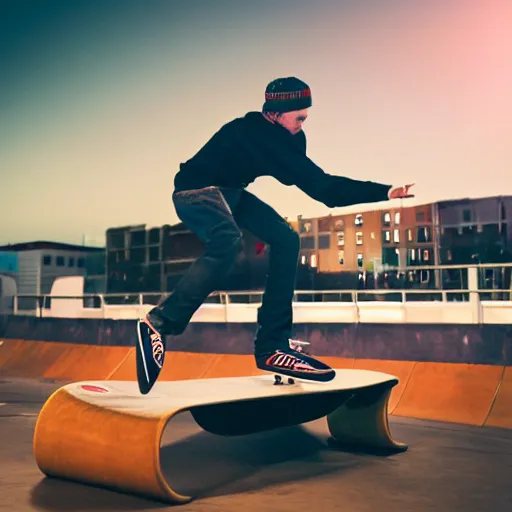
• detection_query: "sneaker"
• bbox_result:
[255,347,335,383]
[136,316,165,394]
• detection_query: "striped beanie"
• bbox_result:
[262,77,312,113]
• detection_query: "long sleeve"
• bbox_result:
[261,129,392,208]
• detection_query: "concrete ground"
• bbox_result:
[1,378,512,512]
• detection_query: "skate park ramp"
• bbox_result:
[1,339,512,428]
[3,336,512,510]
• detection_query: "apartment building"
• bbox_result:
[105,222,270,294]
[295,195,512,278]
[437,196,512,264]
[103,195,511,294]
[297,205,428,273]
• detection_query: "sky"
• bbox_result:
[1,0,511,246]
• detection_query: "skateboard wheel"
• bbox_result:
[288,378,295,384]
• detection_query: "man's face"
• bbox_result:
[278,109,308,135]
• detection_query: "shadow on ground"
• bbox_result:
[160,415,377,500]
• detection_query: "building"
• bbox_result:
[297,203,436,273]
[103,195,512,295]
[380,202,436,268]
[0,241,105,307]
[105,223,270,294]
[436,196,512,264]
[294,195,512,291]
[297,210,384,273]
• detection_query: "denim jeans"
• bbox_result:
[149,185,300,354]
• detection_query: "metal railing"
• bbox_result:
[9,286,511,315]
[5,263,512,315]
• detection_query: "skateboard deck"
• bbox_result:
[33,369,407,504]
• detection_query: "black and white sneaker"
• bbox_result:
[255,346,335,383]
[136,317,165,394]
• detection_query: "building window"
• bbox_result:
[338,250,344,264]
[300,255,307,265]
[318,217,332,232]
[318,234,330,249]
[394,212,401,224]
[149,247,160,262]
[463,209,471,222]
[300,236,315,249]
[355,214,363,226]
[108,231,125,250]
[56,256,65,267]
[77,258,85,268]
[383,230,391,243]
[299,220,313,233]
[42,255,52,266]
[394,229,400,243]
[382,212,391,225]
[148,228,160,245]
[357,253,363,268]
[407,228,413,241]
[130,230,146,247]
[416,211,425,222]
[337,231,345,246]
[334,219,344,230]
[310,254,317,268]
[68,257,75,267]
[356,231,363,245]
[423,249,431,261]
[417,226,431,243]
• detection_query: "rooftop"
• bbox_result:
[0,241,105,253]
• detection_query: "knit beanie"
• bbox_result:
[262,77,312,113]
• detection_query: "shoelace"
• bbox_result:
[289,338,311,355]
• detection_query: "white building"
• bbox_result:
[0,241,105,311]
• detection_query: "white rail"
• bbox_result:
[6,265,511,324]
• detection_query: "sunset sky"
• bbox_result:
[2,0,511,246]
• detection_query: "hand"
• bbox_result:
[388,183,415,199]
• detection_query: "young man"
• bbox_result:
[136,77,414,394]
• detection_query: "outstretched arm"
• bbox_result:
[264,132,396,207]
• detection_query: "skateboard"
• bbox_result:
[34,372,406,505]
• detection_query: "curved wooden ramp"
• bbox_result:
[33,369,407,504]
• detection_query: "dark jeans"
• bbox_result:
[149,185,300,354]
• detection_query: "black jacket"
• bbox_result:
[174,111,392,208]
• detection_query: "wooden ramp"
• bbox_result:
[33,369,407,504]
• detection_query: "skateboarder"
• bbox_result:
[136,76,415,394]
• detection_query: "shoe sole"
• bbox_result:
[257,364,336,383]
[136,320,151,394]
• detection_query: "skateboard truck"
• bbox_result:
[273,374,296,385]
